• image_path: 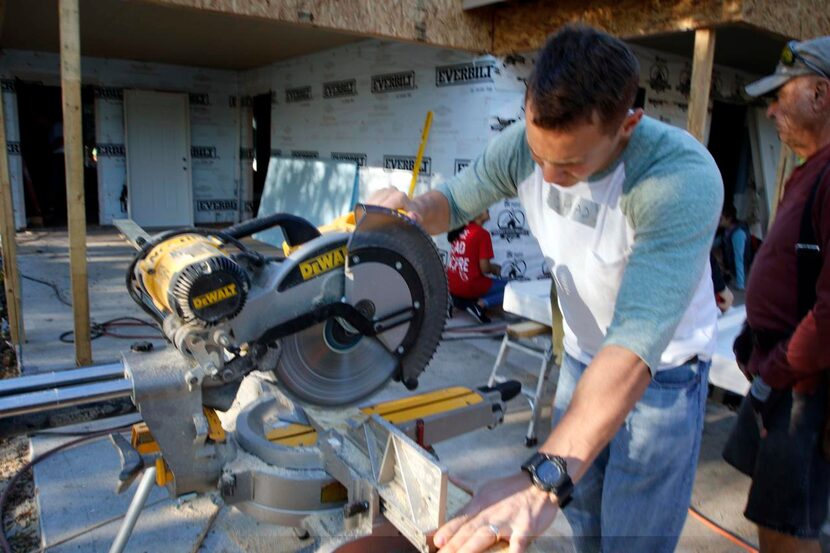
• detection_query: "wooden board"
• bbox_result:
[687,28,716,143]
[0,91,24,346]
[59,0,92,365]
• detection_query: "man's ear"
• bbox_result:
[813,79,830,111]
[620,108,644,138]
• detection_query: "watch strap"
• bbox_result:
[521,452,574,508]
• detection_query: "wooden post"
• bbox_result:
[686,28,716,143]
[59,0,92,366]
[0,91,24,347]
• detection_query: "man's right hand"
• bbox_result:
[364,188,452,236]
[365,187,422,224]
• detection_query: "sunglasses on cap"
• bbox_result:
[781,40,830,80]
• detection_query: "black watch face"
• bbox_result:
[536,460,564,487]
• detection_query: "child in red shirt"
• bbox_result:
[447,210,508,322]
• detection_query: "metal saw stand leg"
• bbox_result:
[487,321,556,447]
[108,466,157,553]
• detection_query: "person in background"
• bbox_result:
[723,35,830,553]
[711,252,735,313]
[447,210,507,324]
[720,204,751,290]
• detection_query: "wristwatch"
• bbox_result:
[521,452,573,508]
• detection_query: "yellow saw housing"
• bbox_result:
[137,233,248,324]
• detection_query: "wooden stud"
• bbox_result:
[687,28,716,143]
[59,0,92,366]
[0,91,24,347]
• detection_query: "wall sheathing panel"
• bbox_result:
[1,83,25,229]
[238,38,764,279]
[240,39,545,280]
[0,49,241,225]
[149,0,493,52]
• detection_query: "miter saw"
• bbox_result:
[0,205,522,552]
[123,203,447,408]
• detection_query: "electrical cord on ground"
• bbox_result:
[687,506,759,553]
[0,425,133,553]
[59,317,163,344]
[19,275,71,307]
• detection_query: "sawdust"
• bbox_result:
[0,435,38,553]
[0,253,40,552]
[0,348,39,550]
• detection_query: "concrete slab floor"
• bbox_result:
[9,228,765,552]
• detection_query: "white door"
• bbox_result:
[124,90,192,227]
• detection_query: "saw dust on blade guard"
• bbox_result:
[272,205,449,406]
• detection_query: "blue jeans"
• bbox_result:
[552,353,710,553]
[480,277,508,308]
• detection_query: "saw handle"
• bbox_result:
[225,213,321,246]
[478,380,522,403]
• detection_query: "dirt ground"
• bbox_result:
[1,257,40,553]
[0,434,38,553]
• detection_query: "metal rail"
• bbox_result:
[0,378,133,418]
[0,362,125,397]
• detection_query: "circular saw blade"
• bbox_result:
[273,206,448,407]
[273,320,398,406]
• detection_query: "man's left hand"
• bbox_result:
[433,472,559,553]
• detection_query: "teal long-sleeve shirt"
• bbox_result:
[436,117,723,370]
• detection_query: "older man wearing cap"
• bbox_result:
[723,36,830,553]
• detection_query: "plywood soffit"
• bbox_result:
[740,0,830,41]
[490,0,754,54]
[143,0,495,53]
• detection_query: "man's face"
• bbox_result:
[766,77,819,152]
[524,102,640,187]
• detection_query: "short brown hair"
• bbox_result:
[526,25,640,135]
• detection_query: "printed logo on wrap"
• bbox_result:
[493,206,530,243]
[436,61,496,87]
[291,150,319,159]
[196,199,238,212]
[502,256,528,281]
[371,71,416,94]
[332,152,367,167]
[191,146,218,160]
[97,143,126,157]
[323,79,357,99]
[286,86,312,103]
[383,155,431,175]
[454,159,471,175]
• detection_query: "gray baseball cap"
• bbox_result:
[745,36,830,97]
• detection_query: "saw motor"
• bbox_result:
[136,233,249,325]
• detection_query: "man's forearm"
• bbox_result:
[410,190,452,235]
[541,345,652,484]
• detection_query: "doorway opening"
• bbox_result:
[16,80,99,228]
[707,100,756,302]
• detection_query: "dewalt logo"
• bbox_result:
[299,246,348,280]
[192,283,238,309]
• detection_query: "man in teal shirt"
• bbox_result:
[373,25,722,553]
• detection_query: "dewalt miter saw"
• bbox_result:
[123,204,448,407]
[0,206,521,552]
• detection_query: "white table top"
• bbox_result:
[502,279,749,396]
[503,279,553,326]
